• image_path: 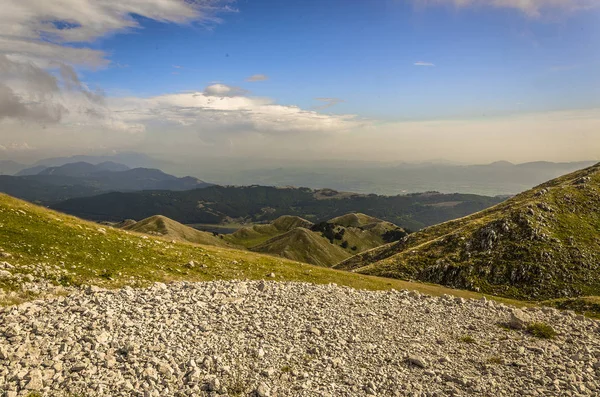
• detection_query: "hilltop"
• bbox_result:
[337,163,600,300]
[122,215,234,248]
[226,215,314,248]
[251,227,350,266]
[328,212,383,227]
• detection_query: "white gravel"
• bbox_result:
[1,280,600,396]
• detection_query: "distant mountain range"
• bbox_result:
[176,159,598,196]
[0,161,212,204]
[0,152,163,176]
[2,155,596,196]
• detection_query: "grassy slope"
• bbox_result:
[227,213,399,267]
[0,193,527,307]
[250,227,350,266]
[337,163,600,300]
[124,215,234,248]
[328,213,383,227]
[225,215,314,248]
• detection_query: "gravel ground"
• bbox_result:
[1,280,600,396]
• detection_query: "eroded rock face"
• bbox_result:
[0,281,599,396]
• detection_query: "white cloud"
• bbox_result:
[0,0,233,67]
[416,0,600,16]
[414,61,435,67]
[246,74,269,82]
[0,142,33,151]
[0,0,234,136]
[204,84,249,97]
[111,86,360,134]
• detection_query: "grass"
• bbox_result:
[543,296,600,319]
[487,355,504,365]
[526,322,557,339]
[0,193,529,307]
[459,335,476,344]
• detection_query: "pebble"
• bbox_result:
[0,281,598,396]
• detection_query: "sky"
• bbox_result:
[0,0,599,164]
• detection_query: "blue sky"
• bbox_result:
[87,0,600,120]
[1,0,599,163]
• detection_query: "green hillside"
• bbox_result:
[220,212,404,267]
[337,163,600,300]
[225,215,313,248]
[0,193,521,307]
[328,212,383,227]
[123,215,235,248]
[251,227,350,266]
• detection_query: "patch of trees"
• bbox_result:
[382,228,412,243]
[311,222,345,243]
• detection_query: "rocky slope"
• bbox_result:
[336,163,600,300]
[1,281,599,396]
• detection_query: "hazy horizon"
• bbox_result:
[1,0,599,165]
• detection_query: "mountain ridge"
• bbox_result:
[0,163,212,203]
[50,185,504,231]
[336,162,600,300]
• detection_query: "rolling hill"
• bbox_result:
[250,227,350,266]
[0,193,514,308]
[328,213,383,227]
[221,212,406,267]
[122,215,235,248]
[225,215,314,248]
[336,163,600,300]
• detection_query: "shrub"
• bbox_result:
[527,322,557,339]
[459,335,476,344]
[311,222,336,243]
[341,240,349,249]
[487,355,503,365]
[351,245,358,251]
[58,274,74,286]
